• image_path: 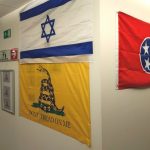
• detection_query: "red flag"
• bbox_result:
[118,12,150,89]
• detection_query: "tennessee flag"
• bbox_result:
[118,12,150,89]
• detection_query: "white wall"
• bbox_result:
[0,1,101,150]
[100,0,150,150]
[4,0,150,150]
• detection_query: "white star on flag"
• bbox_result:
[143,42,149,54]
[145,58,150,70]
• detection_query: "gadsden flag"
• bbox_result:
[20,63,91,145]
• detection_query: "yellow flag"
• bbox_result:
[20,63,91,146]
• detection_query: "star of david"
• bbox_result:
[41,15,56,43]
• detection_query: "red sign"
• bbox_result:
[11,48,18,60]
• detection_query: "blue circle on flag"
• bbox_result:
[140,37,150,73]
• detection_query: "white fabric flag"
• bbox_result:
[20,0,93,63]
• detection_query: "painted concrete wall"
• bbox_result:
[100,0,150,150]
[0,1,101,150]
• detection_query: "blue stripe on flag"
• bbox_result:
[20,0,72,21]
[20,42,93,59]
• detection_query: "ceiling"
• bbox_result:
[0,0,32,17]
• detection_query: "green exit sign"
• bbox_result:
[4,29,11,39]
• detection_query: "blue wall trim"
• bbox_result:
[20,0,72,21]
[20,42,93,59]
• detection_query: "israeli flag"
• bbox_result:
[20,0,93,63]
